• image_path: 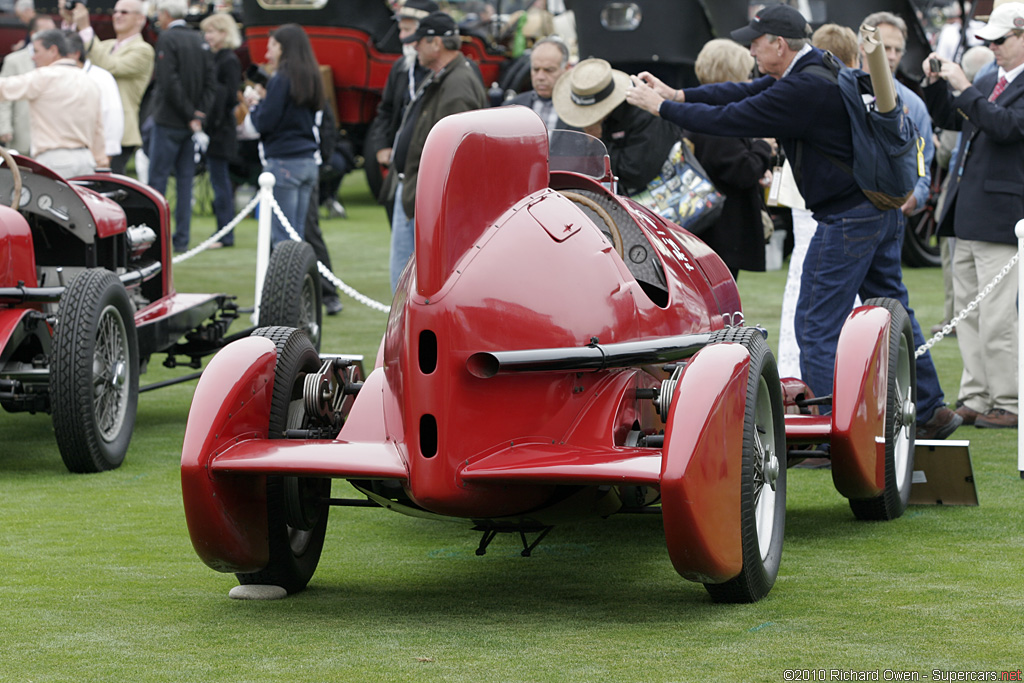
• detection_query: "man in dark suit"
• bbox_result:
[504,37,575,132]
[924,1,1024,429]
[147,0,214,253]
[364,0,437,222]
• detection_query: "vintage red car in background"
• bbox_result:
[181,108,916,603]
[0,150,321,473]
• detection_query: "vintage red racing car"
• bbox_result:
[0,151,322,473]
[181,108,916,603]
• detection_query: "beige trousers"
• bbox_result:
[953,239,1019,414]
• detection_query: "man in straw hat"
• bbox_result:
[552,57,679,194]
[625,3,961,441]
[387,11,487,291]
[923,2,1024,429]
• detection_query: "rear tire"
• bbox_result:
[235,326,329,594]
[259,241,322,351]
[50,269,139,473]
[849,298,916,521]
[703,328,786,603]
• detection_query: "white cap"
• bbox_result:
[975,1,1024,41]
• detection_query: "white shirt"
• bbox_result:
[997,59,1024,86]
[85,60,124,157]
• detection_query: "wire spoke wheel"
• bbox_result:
[92,305,131,441]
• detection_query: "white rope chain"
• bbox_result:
[915,250,1020,358]
[173,192,392,314]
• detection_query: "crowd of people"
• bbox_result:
[0,0,1021,436]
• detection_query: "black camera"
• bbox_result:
[64,0,86,10]
[930,57,942,75]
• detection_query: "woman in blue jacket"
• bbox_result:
[246,23,322,245]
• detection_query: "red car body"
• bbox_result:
[181,108,914,602]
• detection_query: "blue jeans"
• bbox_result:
[207,156,235,245]
[795,201,945,422]
[389,180,415,293]
[148,124,196,252]
[266,156,318,246]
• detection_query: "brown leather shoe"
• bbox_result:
[954,402,983,426]
[916,406,964,440]
[975,408,1018,429]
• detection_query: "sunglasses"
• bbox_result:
[988,33,1018,46]
[113,9,138,15]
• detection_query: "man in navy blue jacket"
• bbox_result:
[147,0,214,253]
[625,3,961,440]
[924,2,1024,429]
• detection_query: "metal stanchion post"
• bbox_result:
[252,171,275,324]
[1017,219,1024,478]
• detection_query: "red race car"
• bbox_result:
[0,151,321,473]
[181,108,916,603]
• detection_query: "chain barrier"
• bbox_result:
[171,188,392,314]
[914,250,1020,358]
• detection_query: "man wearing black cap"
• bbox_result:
[626,3,961,441]
[365,0,438,221]
[386,11,487,291]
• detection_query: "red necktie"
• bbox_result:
[989,76,1008,102]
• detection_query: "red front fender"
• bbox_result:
[660,342,748,584]
[181,336,277,573]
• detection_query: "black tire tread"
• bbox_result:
[235,326,329,593]
[258,241,322,350]
[703,327,787,603]
[50,269,139,473]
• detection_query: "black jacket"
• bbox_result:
[690,133,773,273]
[206,48,241,160]
[926,70,1024,244]
[602,101,681,196]
[150,24,215,130]
[365,56,429,156]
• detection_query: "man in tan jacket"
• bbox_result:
[69,0,154,175]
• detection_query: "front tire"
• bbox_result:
[849,298,916,521]
[704,328,787,603]
[50,269,139,473]
[259,241,322,351]
[235,326,329,594]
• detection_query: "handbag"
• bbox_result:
[627,138,725,235]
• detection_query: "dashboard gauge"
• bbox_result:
[37,194,52,212]
[629,244,648,264]
[11,185,29,207]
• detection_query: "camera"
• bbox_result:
[64,0,86,10]
[930,57,942,75]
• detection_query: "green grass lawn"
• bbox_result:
[2,174,1021,683]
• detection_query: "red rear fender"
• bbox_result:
[180,336,277,573]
